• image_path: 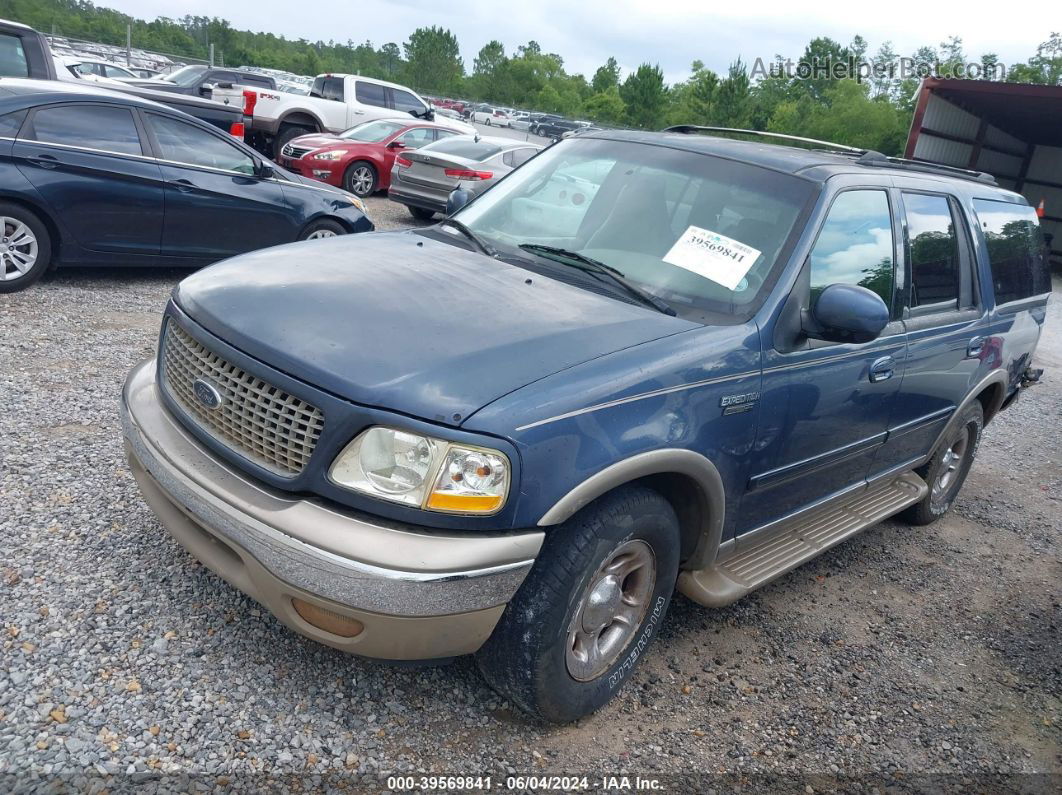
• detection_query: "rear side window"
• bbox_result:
[973,199,1050,303]
[354,81,386,107]
[903,192,960,309]
[0,109,26,137]
[28,104,142,156]
[148,114,256,174]
[312,77,346,102]
[809,189,895,308]
[0,33,28,77]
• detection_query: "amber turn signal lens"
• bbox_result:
[291,598,364,638]
[425,492,504,514]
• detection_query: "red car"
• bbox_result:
[278,119,458,197]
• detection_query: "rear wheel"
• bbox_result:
[476,485,680,722]
[0,203,52,293]
[901,401,983,525]
[298,218,346,240]
[408,206,435,221]
[342,161,377,197]
[274,124,312,159]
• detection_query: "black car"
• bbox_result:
[123,65,276,98]
[0,79,372,292]
[536,118,583,139]
[528,113,561,135]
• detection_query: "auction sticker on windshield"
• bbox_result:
[663,226,761,290]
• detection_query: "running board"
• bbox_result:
[678,472,927,607]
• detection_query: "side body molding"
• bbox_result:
[537,449,726,569]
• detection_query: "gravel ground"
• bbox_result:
[0,202,1059,792]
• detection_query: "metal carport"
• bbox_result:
[905,78,1062,268]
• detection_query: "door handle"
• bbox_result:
[869,356,895,383]
[28,154,58,169]
[168,179,196,193]
[966,336,985,358]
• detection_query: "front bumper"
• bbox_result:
[121,359,543,659]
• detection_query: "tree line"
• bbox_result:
[4,0,1060,156]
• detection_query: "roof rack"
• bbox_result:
[664,125,998,185]
[663,125,865,154]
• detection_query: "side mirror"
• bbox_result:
[255,160,275,179]
[387,140,405,150]
[804,283,889,344]
[446,187,471,216]
[199,83,215,96]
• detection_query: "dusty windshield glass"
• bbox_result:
[163,65,208,87]
[455,137,816,319]
[340,120,405,142]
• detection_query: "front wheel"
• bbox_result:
[298,218,346,240]
[343,161,377,197]
[0,203,52,293]
[901,400,983,525]
[477,485,680,722]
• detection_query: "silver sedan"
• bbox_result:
[388,136,542,221]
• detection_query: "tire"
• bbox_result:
[273,124,312,159]
[0,203,52,293]
[298,218,346,241]
[342,161,377,197]
[901,401,983,525]
[408,206,435,221]
[477,485,680,722]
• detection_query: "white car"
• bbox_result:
[214,73,476,157]
[473,106,511,127]
[53,56,128,86]
[65,58,139,80]
[509,112,532,131]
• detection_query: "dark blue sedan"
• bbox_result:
[0,79,373,292]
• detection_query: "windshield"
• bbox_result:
[339,120,406,142]
[163,64,208,87]
[454,137,816,321]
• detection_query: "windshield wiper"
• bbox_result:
[438,218,498,258]
[518,244,676,316]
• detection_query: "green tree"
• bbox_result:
[378,42,402,77]
[583,86,626,124]
[619,63,667,129]
[591,56,620,93]
[401,26,463,94]
[714,58,752,127]
[1007,32,1062,84]
[471,40,508,100]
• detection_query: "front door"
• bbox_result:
[143,112,295,259]
[740,188,907,533]
[13,102,164,255]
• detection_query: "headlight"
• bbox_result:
[329,427,510,514]
[343,194,366,212]
[313,150,345,160]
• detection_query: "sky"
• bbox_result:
[99,0,1055,84]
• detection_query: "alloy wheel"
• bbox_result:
[932,428,971,501]
[347,166,374,196]
[306,229,337,240]
[0,217,38,281]
[565,539,656,682]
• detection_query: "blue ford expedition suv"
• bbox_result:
[121,127,1051,722]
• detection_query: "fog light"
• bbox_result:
[291,598,364,638]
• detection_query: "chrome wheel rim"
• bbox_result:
[566,540,656,682]
[306,229,337,240]
[0,217,38,281]
[932,429,970,500]
[347,166,374,196]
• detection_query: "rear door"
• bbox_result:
[13,102,164,255]
[875,188,986,471]
[143,112,296,259]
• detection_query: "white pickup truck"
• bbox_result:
[214,73,476,156]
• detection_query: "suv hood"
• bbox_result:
[173,232,696,425]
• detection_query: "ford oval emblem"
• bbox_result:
[192,378,223,411]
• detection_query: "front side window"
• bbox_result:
[454,137,816,322]
[391,89,425,114]
[28,104,142,156]
[903,192,960,309]
[354,81,386,107]
[973,198,1050,303]
[103,64,132,79]
[148,114,256,174]
[0,33,28,77]
[809,189,895,308]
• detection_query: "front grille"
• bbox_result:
[281,144,312,159]
[161,321,324,477]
